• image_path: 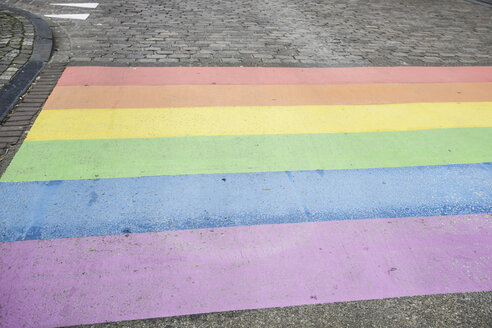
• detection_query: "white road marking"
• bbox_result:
[44,13,90,20]
[50,3,99,9]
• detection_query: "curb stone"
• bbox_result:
[0,3,53,122]
[466,0,492,7]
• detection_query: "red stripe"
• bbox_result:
[57,66,492,86]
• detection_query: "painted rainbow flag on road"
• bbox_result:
[1,66,491,327]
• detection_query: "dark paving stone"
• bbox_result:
[0,8,34,89]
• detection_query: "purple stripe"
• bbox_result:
[1,214,491,327]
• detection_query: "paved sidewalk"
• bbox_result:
[0,8,33,90]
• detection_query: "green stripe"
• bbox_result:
[1,128,491,182]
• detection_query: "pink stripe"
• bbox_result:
[1,214,491,327]
[57,66,492,86]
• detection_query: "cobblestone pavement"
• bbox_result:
[4,0,492,66]
[0,8,33,89]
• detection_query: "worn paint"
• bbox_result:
[1,65,491,327]
[1,163,491,241]
[42,83,492,109]
[25,102,492,141]
[2,128,491,182]
[56,66,492,86]
[1,214,491,327]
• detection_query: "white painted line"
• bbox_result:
[50,3,99,9]
[44,13,90,20]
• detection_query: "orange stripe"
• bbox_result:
[44,83,492,109]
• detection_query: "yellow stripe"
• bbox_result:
[27,102,492,141]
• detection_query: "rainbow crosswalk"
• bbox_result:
[0,66,491,327]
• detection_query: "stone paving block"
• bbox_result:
[0,8,34,89]
[0,136,19,143]
[0,129,22,137]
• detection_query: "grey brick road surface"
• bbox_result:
[4,0,492,66]
[0,8,33,89]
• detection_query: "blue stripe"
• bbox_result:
[1,163,491,242]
